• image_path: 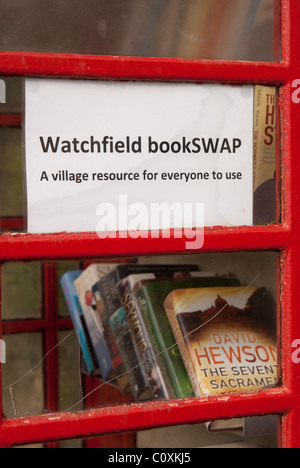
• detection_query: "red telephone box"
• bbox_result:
[0,0,299,448]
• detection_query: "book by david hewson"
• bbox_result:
[135,275,240,399]
[164,286,278,397]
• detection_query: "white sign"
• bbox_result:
[25,79,253,237]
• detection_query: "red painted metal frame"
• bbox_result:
[0,0,299,448]
[0,225,291,262]
[0,114,21,127]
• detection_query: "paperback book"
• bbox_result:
[135,275,240,399]
[78,264,131,392]
[164,286,278,397]
[109,307,152,401]
[60,270,99,377]
[116,267,200,400]
[96,264,200,321]
[73,264,116,381]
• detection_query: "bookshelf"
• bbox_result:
[0,0,299,449]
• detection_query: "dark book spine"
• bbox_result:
[98,269,122,316]
[117,278,172,400]
[93,275,131,393]
[110,308,151,401]
[136,289,178,399]
[136,287,194,399]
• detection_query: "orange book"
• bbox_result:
[164,286,278,397]
[253,86,277,191]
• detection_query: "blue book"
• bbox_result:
[60,270,96,376]
[73,269,114,381]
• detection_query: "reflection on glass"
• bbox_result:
[0,0,279,61]
[1,262,42,320]
[0,128,23,219]
[2,333,44,418]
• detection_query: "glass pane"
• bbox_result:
[2,333,44,418]
[0,0,280,62]
[60,439,83,449]
[1,262,42,319]
[58,330,82,411]
[0,127,23,219]
[137,416,279,448]
[59,251,278,411]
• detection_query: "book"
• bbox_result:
[115,269,199,400]
[117,273,172,400]
[96,264,200,322]
[74,265,116,382]
[60,270,98,377]
[93,265,199,398]
[253,85,277,225]
[111,270,204,401]
[77,264,131,392]
[109,307,152,402]
[136,275,240,399]
[164,286,278,397]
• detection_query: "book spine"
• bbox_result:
[98,269,122,317]
[109,308,151,401]
[136,287,193,399]
[118,278,172,400]
[60,273,95,376]
[73,275,113,381]
[165,306,202,398]
[93,282,130,393]
[82,305,113,381]
[93,285,123,370]
[136,290,177,399]
[253,85,277,190]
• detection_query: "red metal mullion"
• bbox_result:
[0,114,21,128]
[0,218,24,233]
[2,319,50,335]
[0,225,292,262]
[280,246,300,448]
[43,262,59,415]
[0,387,292,448]
[279,0,300,448]
[2,317,72,335]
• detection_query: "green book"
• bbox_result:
[135,276,240,399]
